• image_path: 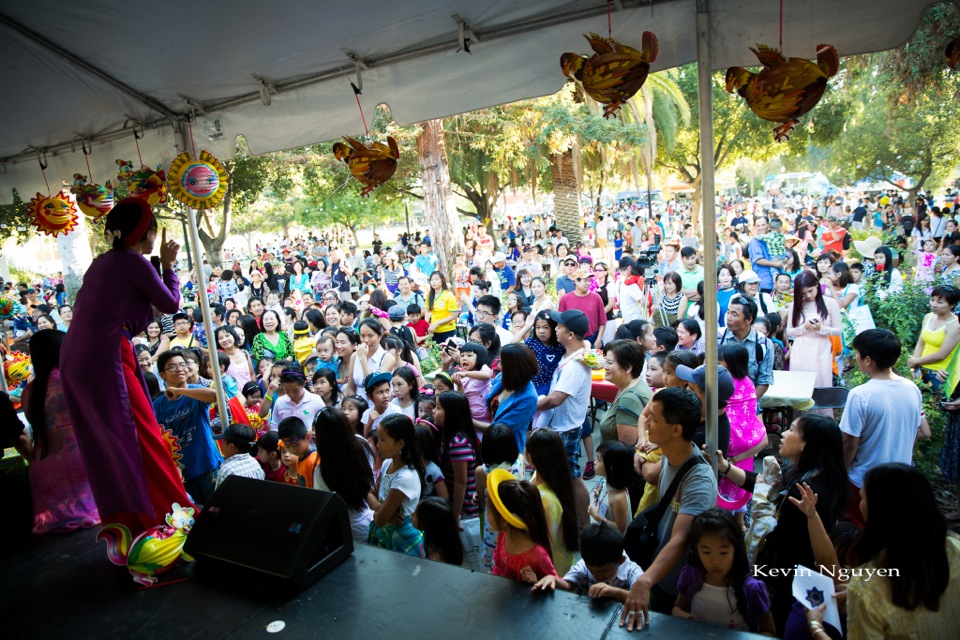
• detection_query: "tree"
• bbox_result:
[417,119,463,280]
[0,190,34,245]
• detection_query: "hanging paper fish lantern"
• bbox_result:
[28,191,79,237]
[331,136,400,197]
[560,31,659,118]
[129,165,168,206]
[725,44,839,142]
[166,150,229,210]
[71,174,114,220]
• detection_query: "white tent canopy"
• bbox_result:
[0,0,940,203]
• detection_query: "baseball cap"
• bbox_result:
[675,364,735,408]
[387,305,407,321]
[547,309,589,337]
[563,257,578,266]
[738,269,761,284]
[492,252,507,263]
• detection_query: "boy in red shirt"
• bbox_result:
[406,304,431,346]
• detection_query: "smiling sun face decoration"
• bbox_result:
[166,150,228,210]
[28,191,79,237]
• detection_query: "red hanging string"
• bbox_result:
[188,119,197,157]
[607,0,612,38]
[779,0,783,52]
[354,91,369,135]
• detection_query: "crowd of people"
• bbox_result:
[3,187,960,638]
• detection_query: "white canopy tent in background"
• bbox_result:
[0,0,941,201]
[0,0,945,455]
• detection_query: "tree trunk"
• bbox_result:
[417,119,463,281]
[552,148,582,244]
[350,226,360,247]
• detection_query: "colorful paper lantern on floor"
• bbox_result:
[166,150,229,210]
[28,191,79,237]
[725,44,839,142]
[71,174,114,220]
[98,502,195,587]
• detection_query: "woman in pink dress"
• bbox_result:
[717,343,768,517]
[22,330,100,533]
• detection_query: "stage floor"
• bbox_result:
[1,527,762,639]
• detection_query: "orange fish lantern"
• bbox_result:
[71,173,114,220]
[28,191,79,237]
[946,36,960,70]
[726,44,839,142]
[560,31,658,119]
[331,136,400,197]
[129,165,168,206]
[166,150,229,210]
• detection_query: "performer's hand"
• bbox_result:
[160,228,180,271]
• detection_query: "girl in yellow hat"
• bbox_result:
[486,468,557,583]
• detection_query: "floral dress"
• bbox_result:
[718,375,765,510]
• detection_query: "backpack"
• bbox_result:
[842,230,852,251]
[390,325,418,354]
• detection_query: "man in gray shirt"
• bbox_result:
[621,387,717,630]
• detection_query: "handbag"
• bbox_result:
[623,453,704,568]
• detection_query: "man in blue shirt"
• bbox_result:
[719,295,774,398]
[413,241,438,277]
[748,216,779,294]
[154,350,222,504]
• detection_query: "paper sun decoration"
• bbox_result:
[166,150,229,210]
[71,174,114,220]
[560,32,659,119]
[28,191,79,237]
[726,44,839,142]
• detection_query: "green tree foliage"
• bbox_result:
[0,190,34,244]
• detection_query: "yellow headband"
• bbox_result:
[486,468,527,530]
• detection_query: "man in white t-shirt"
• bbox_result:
[840,329,923,527]
[617,257,645,323]
[537,309,592,511]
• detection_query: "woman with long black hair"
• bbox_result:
[525,428,582,576]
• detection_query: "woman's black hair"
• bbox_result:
[458,342,491,370]
[36,313,56,329]
[378,414,426,491]
[665,349,701,370]
[832,261,852,288]
[468,323,501,357]
[595,440,636,490]
[678,317,702,341]
[337,326,361,346]
[304,308,326,333]
[237,314,260,349]
[524,429,580,552]
[25,329,65,460]
[105,199,158,250]
[358,317,384,337]
[436,391,481,465]
[688,509,755,629]
[313,408,375,511]
[855,463,949,612]
[499,343,540,391]
[932,284,960,307]
[614,319,653,347]
[382,334,415,367]
[791,271,829,329]
[391,367,420,419]
[414,421,441,465]
[717,343,750,380]
[790,415,848,522]
[225,308,242,326]
[489,479,553,559]
[213,325,241,351]
[480,423,519,467]
[312,367,341,406]
[142,370,162,401]
[260,309,283,331]
[415,496,464,566]
[222,423,258,455]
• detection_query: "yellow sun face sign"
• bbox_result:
[28,191,79,237]
[166,150,228,210]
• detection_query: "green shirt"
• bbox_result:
[679,266,704,293]
[599,379,652,443]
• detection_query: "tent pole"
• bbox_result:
[697,0,718,475]
[184,205,230,431]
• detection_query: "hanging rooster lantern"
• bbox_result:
[28,191,79,237]
[98,502,195,587]
[71,174,114,220]
[166,150,229,210]
[332,136,400,197]
[946,36,960,70]
[560,31,659,118]
[726,44,839,142]
[128,165,168,206]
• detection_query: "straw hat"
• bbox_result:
[853,236,883,257]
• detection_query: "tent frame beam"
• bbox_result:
[0,12,179,120]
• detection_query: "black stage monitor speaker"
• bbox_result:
[184,476,354,590]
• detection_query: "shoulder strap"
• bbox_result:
[649,453,705,522]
